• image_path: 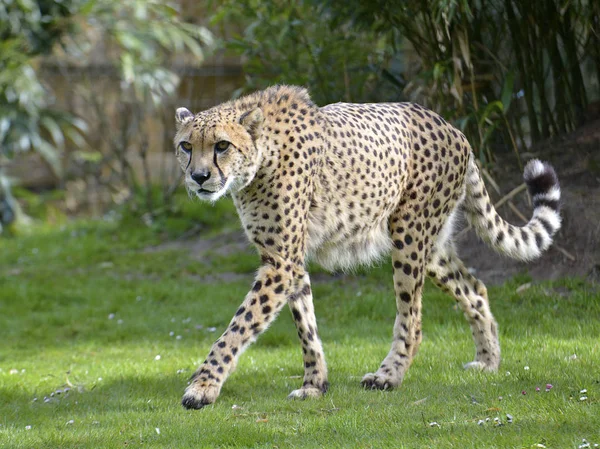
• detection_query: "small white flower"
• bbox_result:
[117,319,123,325]
[155,355,161,361]
[477,420,484,425]
[429,422,440,428]
[524,366,530,370]
[155,428,160,435]
[25,425,32,430]
[169,331,175,337]
[207,327,217,332]
[580,396,588,401]
[66,420,74,425]
[176,335,182,340]
[580,389,587,394]
[506,414,513,423]
[108,313,115,320]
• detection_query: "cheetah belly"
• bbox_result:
[306,211,393,272]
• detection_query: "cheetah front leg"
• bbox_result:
[182,264,293,409]
[287,273,329,399]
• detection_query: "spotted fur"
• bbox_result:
[173,85,561,409]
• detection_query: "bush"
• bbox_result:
[216,0,600,163]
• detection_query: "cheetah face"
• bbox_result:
[174,107,264,202]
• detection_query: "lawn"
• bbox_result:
[0,199,598,449]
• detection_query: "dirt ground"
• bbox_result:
[457,118,600,284]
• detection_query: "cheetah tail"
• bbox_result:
[463,155,561,262]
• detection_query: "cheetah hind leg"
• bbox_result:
[361,227,427,390]
[427,243,500,371]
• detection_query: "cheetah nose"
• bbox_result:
[191,170,211,186]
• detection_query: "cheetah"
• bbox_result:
[174,85,561,409]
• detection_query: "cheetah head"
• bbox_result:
[174,106,264,202]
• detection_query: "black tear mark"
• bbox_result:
[213,150,226,187]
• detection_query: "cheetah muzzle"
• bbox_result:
[173,85,561,409]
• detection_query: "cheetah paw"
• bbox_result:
[360,373,398,390]
[463,361,499,372]
[181,381,221,410]
[287,382,329,400]
[287,387,324,400]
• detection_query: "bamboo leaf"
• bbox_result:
[457,30,472,69]
[478,101,503,127]
[501,71,514,113]
[433,62,445,81]
[120,53,135,84]
[40,116,65,149]
[36,139,63,177]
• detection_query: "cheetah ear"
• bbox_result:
[239,108,263,140]
[175,107,193,129]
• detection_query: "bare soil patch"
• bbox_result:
[144,229,251,260]
[458,118,600,284]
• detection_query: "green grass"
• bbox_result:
[1,199,599,448]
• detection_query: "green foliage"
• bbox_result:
[1,217,599,447]
[212,0,391,104]
[325,0,599,160]
[0,1,213,229]
[70,1,213,219]
[0,0,77,55]
[83,0,213,108]
[218,0,600,162]
[0,0,86,170]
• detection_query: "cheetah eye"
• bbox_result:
[180,141,192,154]
[214,141,231,153]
